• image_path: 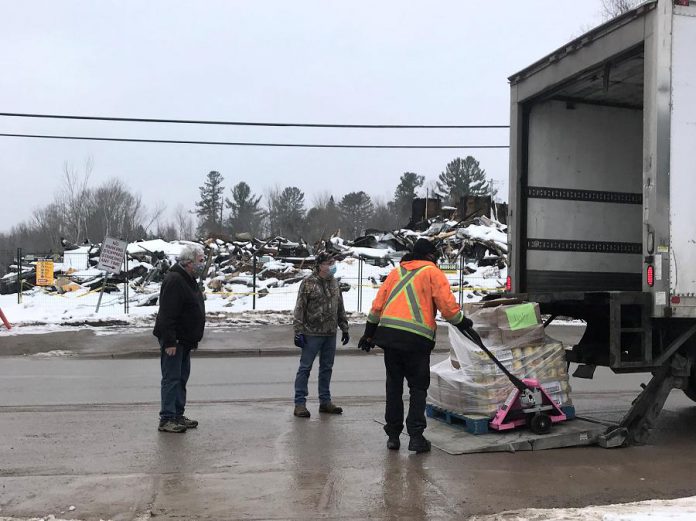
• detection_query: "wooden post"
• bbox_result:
[95,273,108,313]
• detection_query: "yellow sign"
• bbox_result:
[36,260,55,287]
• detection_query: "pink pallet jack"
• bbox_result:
[461,327,567,435]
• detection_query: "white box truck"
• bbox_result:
[506,0,696,444]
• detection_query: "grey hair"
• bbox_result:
[177,244,204,264]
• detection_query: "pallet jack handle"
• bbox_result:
[460,327,529,392]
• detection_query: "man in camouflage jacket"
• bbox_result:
[292,252,349,417]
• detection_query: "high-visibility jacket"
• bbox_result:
[367,259,464,341]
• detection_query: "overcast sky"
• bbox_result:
[0,1,609,233]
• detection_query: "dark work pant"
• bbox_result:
[383,348,431,437]
[159,339,192,420]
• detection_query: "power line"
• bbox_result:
[0,112,509,129]
[0,132,510,149]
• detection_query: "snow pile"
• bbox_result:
[0,217,507,332]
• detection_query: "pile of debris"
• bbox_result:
[0,216,508,301]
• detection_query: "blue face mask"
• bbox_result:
[329,265,337,276]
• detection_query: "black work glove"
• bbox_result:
[358,335,374,352]
[456,317,474,333]
[293,333,306,349]
[341,331,350,345]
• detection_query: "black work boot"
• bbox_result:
[408,435,431,453]
[387,436,401,450]
[177,416,198,429]
[319,402,343,414]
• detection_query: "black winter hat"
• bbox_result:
[412,238,437,257]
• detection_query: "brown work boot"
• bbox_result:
[158,419,187,433]
[319,402,343,414]
[294,404,311,418]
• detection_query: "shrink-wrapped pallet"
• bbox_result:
[428,302,572,417]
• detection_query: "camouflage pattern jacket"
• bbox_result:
[293,271,349,336]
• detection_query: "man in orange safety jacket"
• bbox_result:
[358,238,473,453]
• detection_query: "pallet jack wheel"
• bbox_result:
[528,412,552,435]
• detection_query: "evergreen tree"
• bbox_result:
[369,199,401,231]
[305,195,341,243]
[393,172,424,225]
[195,170,225,236]
[338,191,374,238]
[436,156,491,205]
[268,186,306,239]
[225,181,265,238]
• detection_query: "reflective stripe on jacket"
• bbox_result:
[367,259,464,341]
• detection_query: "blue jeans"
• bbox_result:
[294,335,337,405]
[159,338,191,420]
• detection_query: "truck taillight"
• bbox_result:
[675,0,689,6]
[672,296,681,304]
[506,275,512,292]
[647,265,654,287]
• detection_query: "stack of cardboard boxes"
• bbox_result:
[428,301,572,417]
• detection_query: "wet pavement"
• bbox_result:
[1,348,696,520]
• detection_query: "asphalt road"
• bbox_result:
[2,339,696,520]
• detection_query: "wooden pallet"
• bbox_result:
[426,403,577,435]
[425,404,491,434]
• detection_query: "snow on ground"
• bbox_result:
[470,495,696,520]
[2,496,696,521]
[0,256,504,334]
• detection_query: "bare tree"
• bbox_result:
[600,0,641,20]
[174,204,195,240]
[60,157,93,243]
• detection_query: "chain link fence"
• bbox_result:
[1,248,506,318]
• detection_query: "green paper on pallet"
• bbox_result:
[503,303,539,331]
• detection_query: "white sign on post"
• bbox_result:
[97,237,128,275]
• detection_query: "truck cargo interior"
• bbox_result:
[523,45,644,294]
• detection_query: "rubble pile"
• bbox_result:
[0,216,508,303]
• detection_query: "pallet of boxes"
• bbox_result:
[427,300,573,434]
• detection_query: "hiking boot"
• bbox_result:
[319,402,343,414]
[408,435,431,453]
[158,419,187,433]
[294,405,311,418]
[387,436,401,450]
[177,416,198,429]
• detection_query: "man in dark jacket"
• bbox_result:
[358,239,473,453]
[292,252,350,418]
[153,245,206,433]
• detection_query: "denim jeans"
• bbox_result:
[294,334,337,405]
[159,338,192,420]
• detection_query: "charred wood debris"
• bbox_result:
[0,216,507,299]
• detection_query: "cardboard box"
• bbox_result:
[496,302,542,330]
[501,324,545,346]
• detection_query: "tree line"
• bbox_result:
[194,154,494,242]
[0,155,495,261]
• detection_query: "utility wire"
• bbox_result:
[0,112,509,129]
[0,133,509,149]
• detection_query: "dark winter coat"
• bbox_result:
[153,262,206,349]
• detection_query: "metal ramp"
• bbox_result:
[376,417,611,454]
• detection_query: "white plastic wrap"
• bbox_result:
[428,304,572,417]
